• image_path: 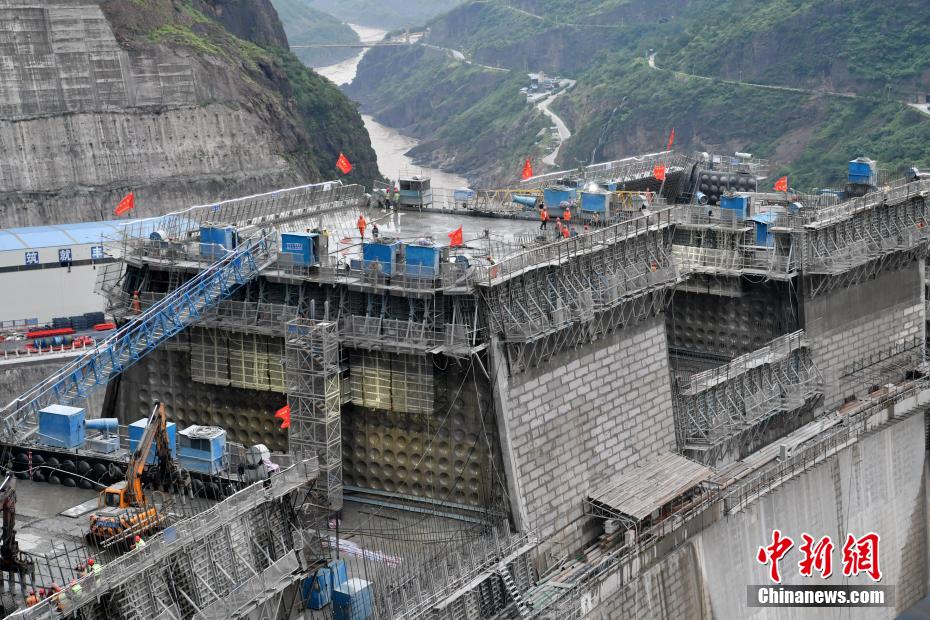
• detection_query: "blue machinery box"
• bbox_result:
[404,243,441,278]
[580,190,609,214]
[334,578,374,620]
[304,568,333,609]
[38,404,85,449]
[543,187,576,215]
[199,226,236,259]
[178,425,226,475]
[848,157,876,185]
[129,418,176,464]
[363,241,400,276]
[280,232,319,266]
[719,194,750,219]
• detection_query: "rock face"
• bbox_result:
[0,0,377,227]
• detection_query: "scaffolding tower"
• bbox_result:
[285,319,342,510]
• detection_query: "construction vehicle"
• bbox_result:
[87,402,178,545]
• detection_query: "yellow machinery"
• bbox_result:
[87,402,171,544]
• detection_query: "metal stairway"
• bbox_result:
[0,235,273,440]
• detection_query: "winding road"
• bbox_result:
[536,81,576,166]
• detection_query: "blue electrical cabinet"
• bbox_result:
[129,418,177,465]
[848,157,876,185]
[719,194,750,219]
[750,213,778,247]
[543,187,576,214]
[363,241,399,275]
[280,232,318,267]
[580,190,609,215]
[329,558,348,588]
[38,404,86,449]
[334,578,374,620]
[405,243,441,278]
[200,226,236,259]
[303,568,333,609]
[178,425,226,475]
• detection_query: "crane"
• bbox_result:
[87,402,174,545]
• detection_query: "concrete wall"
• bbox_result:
[0,1,302,226]
[0,356,106,417]
[803,260,925,409]
[584,411,929,619]
[494,316,677,564]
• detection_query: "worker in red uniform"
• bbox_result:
[539,208,549,230]
[561,225,570,239]
[356,214,367,239]
[25,590,38,607]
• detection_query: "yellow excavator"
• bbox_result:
[87,402,174,546]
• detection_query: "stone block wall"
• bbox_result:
[803,259,925,410]
[495,316,677,565]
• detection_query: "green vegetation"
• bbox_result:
[346,44,545,185]
[148,23,224,57]
[307,0,464,30]
[271,0,360,67]
[353,0,930,188]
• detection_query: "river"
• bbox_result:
[313,25,469,191]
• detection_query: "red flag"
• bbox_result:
[774,176,788,192]
[336,152,352,175]
[113,192,135,216]
[274,404,291,430]
[448,226,463,247]
[652,164,666,181]
[521,158,533,180]
[666,128,675,151]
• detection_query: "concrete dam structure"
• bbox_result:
[0,150,928,618]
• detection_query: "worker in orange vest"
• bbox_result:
[563,205,572,222]
[357,214,367,239]
[131,290,141,315]
[539,208,549,230]
[561,225,570,239]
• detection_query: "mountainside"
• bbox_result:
[271,0,360,67]
[0,0,378,227]
[307,0,463,30]
[349,0,930,188]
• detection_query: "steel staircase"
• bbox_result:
[0,235,273,439]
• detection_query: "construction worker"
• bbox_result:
[356,214,367,239]
[130,290,142,314]
[88,558,101,577]
[51,584,66,611]
[37,588,46,600]
[372,223,380,239]
[555,217,563,238]
[563,205,572,223]
[25,589,38,607]
[134,535,145,550]
[561,225,570,239]
[70,578,81,595]
[593,212,601,226]
[74,562,86,577]
[539,208,549,229]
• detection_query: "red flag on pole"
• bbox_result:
[521,158,534,181]
[336,152,353,175]
[774,176,788,192]
[274,404,291,430]
[448,226,463,247]
[113,192,135,216]
[666,128,675,151]
[652,164,666,181]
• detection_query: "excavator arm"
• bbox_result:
[125,402,166,507]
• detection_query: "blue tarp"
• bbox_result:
[0,220,138,251]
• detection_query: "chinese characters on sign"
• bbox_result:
[58,248,72,263]
[757,531,881,583]
[24,251,39,266]
[91,245,105,260]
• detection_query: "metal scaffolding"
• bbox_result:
[674,330,824,465]
[285,319,342,511]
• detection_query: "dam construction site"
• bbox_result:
[0,148,925,620]
[3,1,930,619]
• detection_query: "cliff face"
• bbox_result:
[0,0,378,227]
